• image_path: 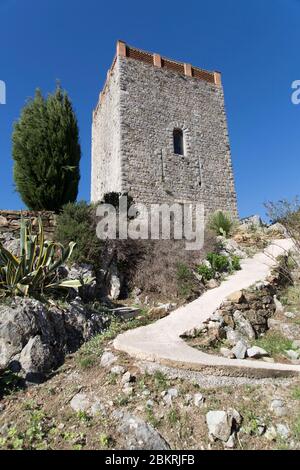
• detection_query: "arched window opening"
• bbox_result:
[173,128,184,155]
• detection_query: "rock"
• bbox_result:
[109,272,121,300]
[122,384,134,396]
[270,399,287,417]
[63,263,97,300]
[0,215,7,226]
[292,340,300,349]
[184,394,193,405]
[273,296,284,315]
[255,418,266,436]
[240,215,263,228]
[227,291,245,304]
[285,350,300,360]
[206,279,218,289]
[121,371,135,384]
[146,399,154,408]
[232,340,248,359]
[0,297,66,374]
[111,306,141,320]
[110,365,125,375]
[245,308,272,336]
[264,426,277,441]
[284,311,296,319]
[217,236,247,258]
[225,327,244,346]
[70,392,105,416]
[100,351,117,368]
[267,222,289,237]
[70,393,91,413]
[276,424,290,439]
[220,347,235,359]
[113,411,170,450]
[210,311,224,323]
[148,306,170,320]
[194,393,205,407]
[227,408,242,427]
[224,433,236,449]
[157,303,176,313]
[267,319,300,340]
[203,259,211,269]
[132,287,142,297]
[206,411,232,442]
[63,298,107,352]
[163,388,178,406]
[207,320,221,329]
[19,336,52,381]
[233,311,256,340]
[247,346,269,359]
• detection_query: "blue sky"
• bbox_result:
[0,0,299,219]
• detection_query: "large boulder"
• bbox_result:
[240,215,263,229]
[0,297,107,381]
[233,310,256,340]
[217,236,247,259]
[112,411,170,450]
[206,409,242,443]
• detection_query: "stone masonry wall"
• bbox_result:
[92,50,237,218]
[91,60,122,202]
[0,210,56,238]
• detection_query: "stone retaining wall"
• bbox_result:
[0,210,56,238]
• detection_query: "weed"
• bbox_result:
[145,407,160,427]
[153,370,168,391]
[292,415,300,439]
[77,356,95,370]
[99,433,111,448]
[176,262,194,298]
[0,370,22,398]
[114,394,129,407]
[107,373,117,385]
[76,410,92,423]
[167,408,180,426]
[254,332,294,357]
[291,386,300,400]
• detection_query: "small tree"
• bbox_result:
[12,84,81,211]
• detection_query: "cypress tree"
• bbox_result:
[12,84,81,211]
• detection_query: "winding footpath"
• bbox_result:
[114,239,300,378]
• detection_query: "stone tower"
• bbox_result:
[91,41,237,217]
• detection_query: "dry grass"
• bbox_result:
[109,232,217,303]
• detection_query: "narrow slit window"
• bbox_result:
[173,128,184,155]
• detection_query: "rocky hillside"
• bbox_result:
[0,215,300,450]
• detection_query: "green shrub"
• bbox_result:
[55,201,102,268]
[176,262,194,298]
[102,191,133,209]
[196,252,241,282]
[231,255,241,271]
[206,252,230,273]
[196,264,215,281]
[208,211,233,237]
[0,217,83,297]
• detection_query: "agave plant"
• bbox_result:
[0,217,86,297]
